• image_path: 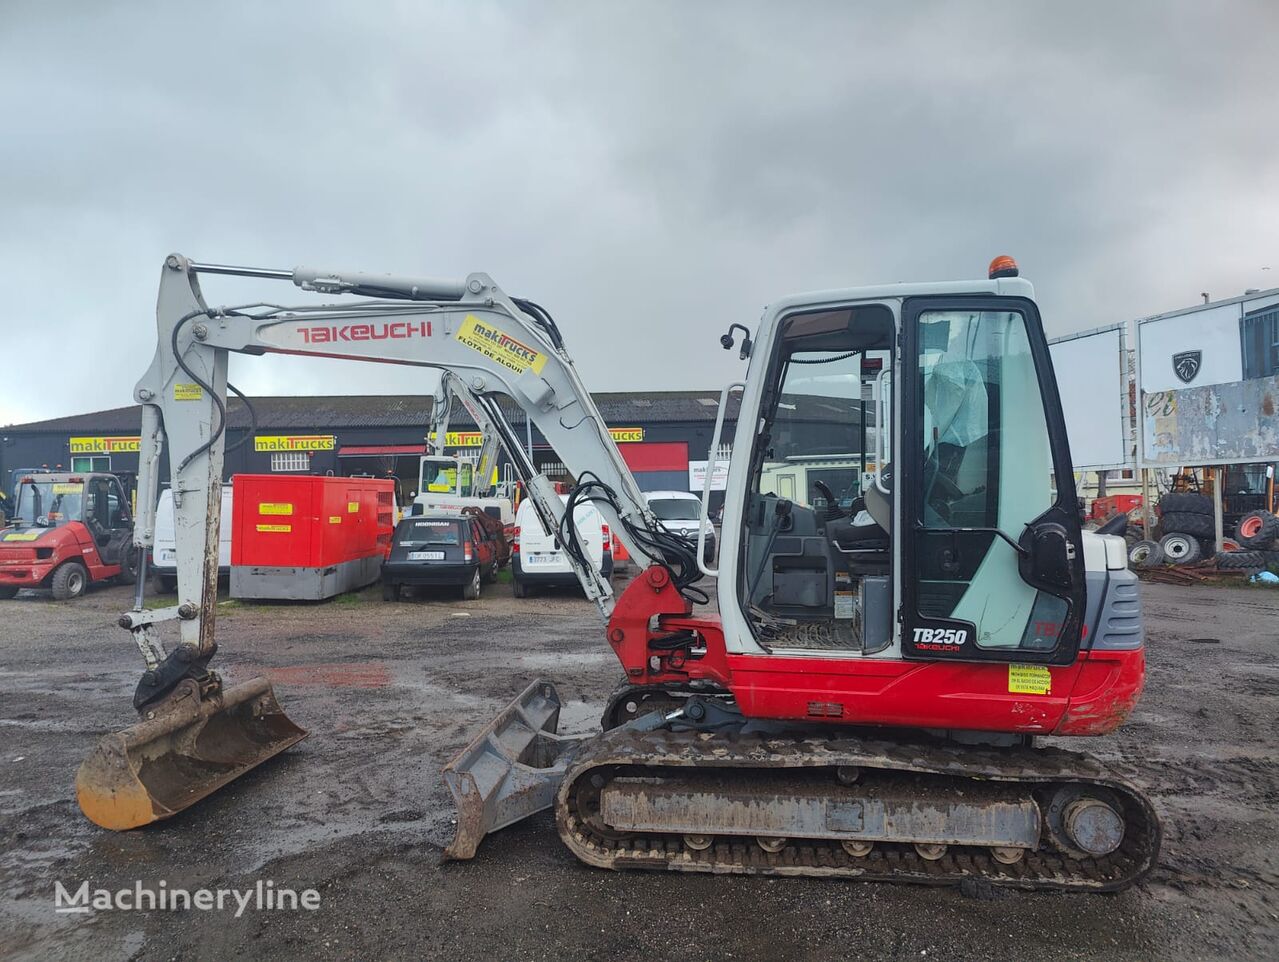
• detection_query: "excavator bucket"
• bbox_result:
[442,678,585,859]
[76,675,307,831]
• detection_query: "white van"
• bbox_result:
[511,494,612,598]
[645,490,715,563]
[151,486,233,592]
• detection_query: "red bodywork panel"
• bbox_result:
[606,566,1144,738]
[0,522,116,588]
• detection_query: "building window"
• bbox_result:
[1242,308,1279,379]
[271,452,310,472]
[71,455,111,473]
[537,459,567,476]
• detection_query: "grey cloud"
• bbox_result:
[2,0,1275,424]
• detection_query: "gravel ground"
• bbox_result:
[0,574,1276,961]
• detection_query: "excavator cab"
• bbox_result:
[728,290,1087,668]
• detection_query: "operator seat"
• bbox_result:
[827,466,891,573]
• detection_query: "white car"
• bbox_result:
[151,486,233,592]
[645,490,715,563]
[511,494,612,598]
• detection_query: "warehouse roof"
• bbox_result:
[3,391,745,434]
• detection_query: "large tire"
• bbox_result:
[482,561,498,584]
[1128,540,1164,568]
[50,561,89,600]
[151,572,177,594]
[461,567,482,600]
[1159,532,1202,565]
[0,585,19,600]
[1160,512,1215,539]
[1217,550,1266,570]
[382,581,399,602]
[1159,492,1212,515]
[512,576,531,599]
[1235,510,1279,549]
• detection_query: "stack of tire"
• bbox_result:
[1219,508,1279,571]
[1130,491,1217,567]
[1127,492,1279,571]
[1128,492,1216,568]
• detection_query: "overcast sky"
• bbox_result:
[2,0,1275,426]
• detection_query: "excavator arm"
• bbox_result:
[424,370,511,498]
[134,254,663,631]
[441,372,507,499]
[426,374,453,458]
[76,253,672,831]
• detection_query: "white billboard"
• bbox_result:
[1137,302,1244,393]
[1049,324,1131,471]
[1135,288,1279,467]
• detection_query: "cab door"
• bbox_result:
[899,297,1085,666]
[88,476,134,568]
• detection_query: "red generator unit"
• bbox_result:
[230,474,396,601]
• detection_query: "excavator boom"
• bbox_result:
[76,253,676,829]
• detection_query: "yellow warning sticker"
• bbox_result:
[1008,664,1052,696]
[258,502,294,516]
[328,516,342,524]
[3,532,39,541]
[174,383,203,401]
[455,314,548,375]
[347,501,359,513]
[255,524,292,533]
[52,483,83,494]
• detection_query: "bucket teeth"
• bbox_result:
[76,675,307,831]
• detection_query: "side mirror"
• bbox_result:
[1023,524,1075,591]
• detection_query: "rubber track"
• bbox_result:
[555,727,1160,892]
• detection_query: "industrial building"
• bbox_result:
[1,391,747,507]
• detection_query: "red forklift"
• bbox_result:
[0,472,138,599]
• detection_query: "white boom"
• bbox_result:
[126,254,665,667]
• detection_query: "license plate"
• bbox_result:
[523,553,559,568]
[408,550,445,561]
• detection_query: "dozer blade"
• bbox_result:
[76,675,307,830]
[442,678,586,860]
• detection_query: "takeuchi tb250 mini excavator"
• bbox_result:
[76,254,1159,892]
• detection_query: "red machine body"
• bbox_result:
[0,473,134,600]
[0,523,119,589]
[1090,494,1143,521]
[606,566,1144,738]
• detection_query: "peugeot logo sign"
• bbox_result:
[1172,350,1202,384]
